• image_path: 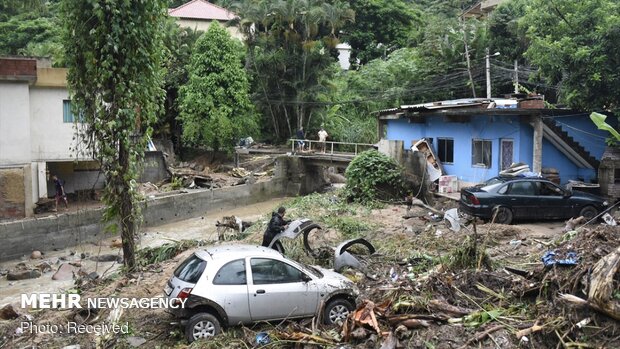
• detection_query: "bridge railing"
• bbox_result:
[289,139,375,156]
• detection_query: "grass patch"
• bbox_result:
[324,216,375,239]
[447,236,492,270]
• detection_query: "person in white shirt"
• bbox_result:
[318,128,328,153]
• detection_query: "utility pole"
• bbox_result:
[485,48,491,99]
[461,19,476,98]
[514,60,519,94]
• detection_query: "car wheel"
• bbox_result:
[493,206,513,225]
[324,299,354,325]
[579,206,598,221]
[185,313,221,343]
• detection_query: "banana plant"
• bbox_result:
[590,112,620,146]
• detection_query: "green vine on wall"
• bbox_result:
[61,0,168,271]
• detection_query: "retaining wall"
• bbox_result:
[0,177,294,262]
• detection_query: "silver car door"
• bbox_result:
[209,259,250,325]
[247,257,319,321]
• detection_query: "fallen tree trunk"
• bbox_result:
[559,245,620,321]
[588,245,620,320]
[563,216,586,233]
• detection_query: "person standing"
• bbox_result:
[53,175,68,212]
[296,126,305,152]
[318,127,328,153]
[262,206,290,250]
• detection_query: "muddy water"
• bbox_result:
[0,198,287,306]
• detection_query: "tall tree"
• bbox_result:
[522,0,620,112]
[158,22,201,152]
[233,0,354,141]
[178,22,257,154]
[61,0,167,271]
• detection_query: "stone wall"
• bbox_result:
[138,151,170,184]
[0,167,27,220]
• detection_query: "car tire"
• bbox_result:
[579,206,598,221]
[185,312,221,343]
[324,299,354,325]
[493,206,513,225]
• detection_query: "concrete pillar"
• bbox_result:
[37,161,47,199]
[532,114,543,173]
[23,164,34,218]
[378,139,404,164]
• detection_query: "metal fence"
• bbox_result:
[289,139,375,155]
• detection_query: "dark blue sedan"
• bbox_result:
[459,177,608,224]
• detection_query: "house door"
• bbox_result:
[500,139,514,171]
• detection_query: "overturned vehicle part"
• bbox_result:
[268,219,323,256]
[267,219,377,273]
[334,238,376,272]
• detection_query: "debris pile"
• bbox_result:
[1,193,618,348]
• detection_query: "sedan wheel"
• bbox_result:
[324,299,354,325]
[493,206,513,225]
[579,206,598,221]
[186,313,221,343]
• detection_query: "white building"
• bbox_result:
[0,57,102,220]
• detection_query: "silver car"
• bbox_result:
[164,244,359,342]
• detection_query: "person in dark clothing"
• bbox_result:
[295,127,305,152]
[52,175,68,212]
[262,206,290,251]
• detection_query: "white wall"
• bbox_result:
[29,87,75,161]
[0,82,31,165]
[336,43,352,70]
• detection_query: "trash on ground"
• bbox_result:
[541,250,579,266]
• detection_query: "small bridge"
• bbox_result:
[288,139,375,167]
[235,139,374,168]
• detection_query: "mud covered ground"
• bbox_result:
[1,193,619,349]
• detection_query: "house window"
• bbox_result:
[63,100,84,123]
[472,139,492,168]
[437,138,454,164]
[615,169,620,183]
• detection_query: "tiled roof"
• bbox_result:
[168,0,236,21]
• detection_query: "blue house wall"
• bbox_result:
[385,113,605,185]
[552,114,612,161]
[387,115,525,183]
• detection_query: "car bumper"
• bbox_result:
[459,202,493,219]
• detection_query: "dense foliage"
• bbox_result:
[342,0,421,65]
[345,150,405,203]
[61,0,167,270]
[178,22,257,154]
[522,0,620,112]
[2,0,619,147]
[0,0,63,64]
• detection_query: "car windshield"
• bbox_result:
[174,254,207,284]
[298,262,323,278]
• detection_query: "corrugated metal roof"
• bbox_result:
[168,0,236,21]
[377,97,533,115]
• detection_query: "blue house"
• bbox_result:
[377,98,611,186]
